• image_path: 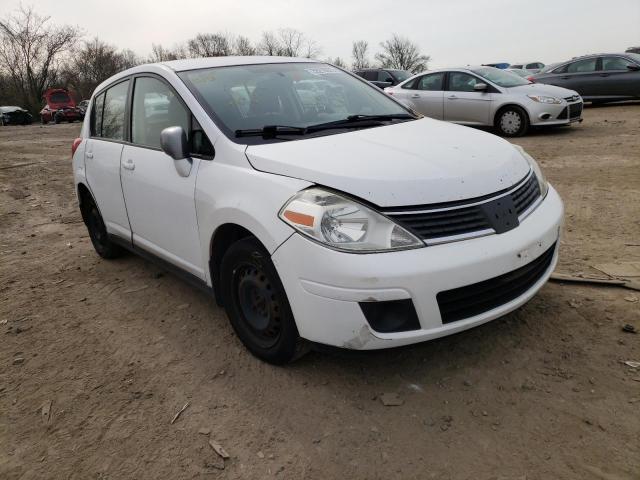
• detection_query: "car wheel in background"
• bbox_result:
[81,195,124,259]
[220,237,303,364]
[495,106,529,137]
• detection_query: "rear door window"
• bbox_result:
[417,73,444,91]
[565,58,597,73]
[102,80,130,141]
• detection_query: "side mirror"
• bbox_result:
[474,83,489,92]
[160,126,192,177]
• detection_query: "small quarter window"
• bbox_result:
[91,92,105,137]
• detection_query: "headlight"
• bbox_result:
[527,94,562,104]
[279,188,424,252]
[513,145,549,198]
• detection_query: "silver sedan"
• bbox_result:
[385,66,583,137]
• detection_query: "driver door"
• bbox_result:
[444,71,493,124]
[120,75,206,279]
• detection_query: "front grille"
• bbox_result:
[436,243,556,323]
[385,172,540,242]
[564,95,580,102]
[569,102,582,118]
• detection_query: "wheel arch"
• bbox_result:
[209,222,272,306]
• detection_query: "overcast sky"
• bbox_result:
[9,0,640,68]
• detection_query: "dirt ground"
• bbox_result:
[1,104,639,480]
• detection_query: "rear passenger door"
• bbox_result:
[120,75,213,279]
[84,79,131,240]
[399,72,445,119]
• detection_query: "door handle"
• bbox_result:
[411,94,421,98]
[447,94,458,99]
[122,159,135,171]
[85,152,93,159]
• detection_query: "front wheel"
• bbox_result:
[495,106,529,137]
[220,237,302,364]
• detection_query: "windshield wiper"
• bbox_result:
[235,125,308,139]
[306,113,418,131]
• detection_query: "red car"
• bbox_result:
[40,88,83,124]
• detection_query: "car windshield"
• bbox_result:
[472,67,530,87]
[179,62,410,139]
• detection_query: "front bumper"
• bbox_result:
[529,100,583,126]
[272,185,564,349]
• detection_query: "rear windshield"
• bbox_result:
[50,92,71,103]
[179,62,409,138]
[471,67,530,87]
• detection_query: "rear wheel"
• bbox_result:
[82,195,124,259]
[220,237,302,364]
[495,106,529,137]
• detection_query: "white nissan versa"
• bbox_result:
[72,57,563,364]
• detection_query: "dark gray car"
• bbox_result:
[353,68,412,89]
[531,53,640,103]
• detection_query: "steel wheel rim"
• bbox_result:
[233,263,282,348]
[501,111,521,134]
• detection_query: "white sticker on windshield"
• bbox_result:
[304,67,340,76]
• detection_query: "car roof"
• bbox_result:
[161,56,318,72]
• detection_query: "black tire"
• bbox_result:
[81,195,124,259]
[495,106,529,137]
[220,237,302,364]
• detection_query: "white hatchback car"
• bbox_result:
[72,57,563,364]
[385,66,583,136]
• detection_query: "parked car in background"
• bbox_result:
[530,53,640,103]
[507,68,535,78]
[353,68,412,89]
[626,46,640,54]
[0,106,33,126]
[386,66,583,137]
[509,62,545,73]
[482,63,510,70]
[77,99,90,118]
[40,88,83,124]
[72,57,563,364]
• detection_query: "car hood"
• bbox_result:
[507,83,579,98]
[245,118,531,207]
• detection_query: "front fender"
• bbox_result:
[195,159,311,285]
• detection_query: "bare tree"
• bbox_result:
[234,35,256,56]
[0,5,81,112]
[187,33,233,58]
[148,43,187,62]
[259,29,321,58]
[351,40,370,70]
[62,38,141,100]
[327,57,347,69]
[374,34,430,73]
[259,31,282,56]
